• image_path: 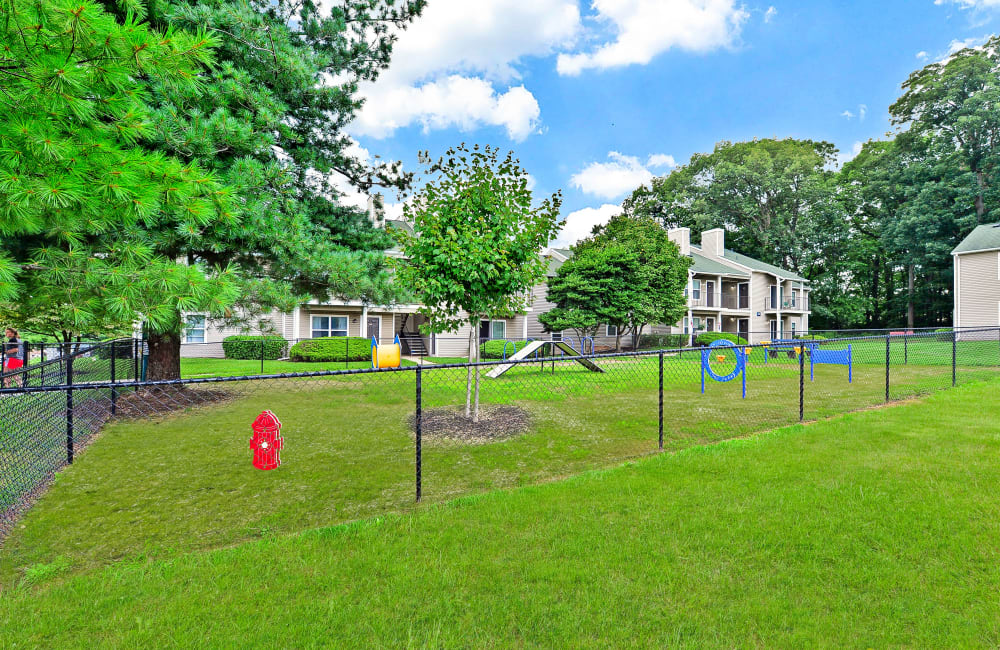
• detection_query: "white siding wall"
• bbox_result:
[957,251,1000,329]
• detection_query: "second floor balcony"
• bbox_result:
[688,292,750,310]
[765,295,809,311]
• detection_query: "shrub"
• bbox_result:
[288,337,370,362]
[223,335,289,360]
[934,327,955,342]
[95,340,136,360]
[479,340,531,359]
[636,334,688,350]
[694,332,747,347]
[794,334,827,341]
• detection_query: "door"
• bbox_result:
[480,320,491,342]
[769,319,778,340]
[706,281,715,307]
[737,318,749,342]
[769,285,778,309]
[738,283,749,309]
[706,317,715,332]
[366,316,380,341]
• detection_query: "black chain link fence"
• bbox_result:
[2,328,999,537]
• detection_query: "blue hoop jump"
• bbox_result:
[701,339,747,399]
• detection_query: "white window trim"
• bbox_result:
[480,319,507,340]
[184,314,206,344]
[312,314,349,338]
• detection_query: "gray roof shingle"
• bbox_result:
[953,223,1000,254]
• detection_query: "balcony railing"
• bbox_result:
[688,293,750,310]
[764,296,808,311]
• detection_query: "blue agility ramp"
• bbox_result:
[810,344,852,383]
[701,339,747,399]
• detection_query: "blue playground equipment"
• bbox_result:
[581,336,595,355]
[701,339,747,399]
[810,344,852,382]
[501,340,517,360]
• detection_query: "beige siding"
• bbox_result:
[957,251,1000,329]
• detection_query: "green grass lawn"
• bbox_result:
[179,357,416,378]
[2,378,1000,646]
[3,334,997,587]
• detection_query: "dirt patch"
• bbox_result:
[112,385,237,419]
[410,405,531,444]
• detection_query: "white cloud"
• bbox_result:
[764,6,778,22]
[553,204,622,246]
[916,50,930,60]
[935,0,1000,8]
[840,110,855,120]
[353,76,541,141]
[835,141,864,168]
[858,104,867,121]
[570,151,674,199]
[349,0,581,140]
[946,35,990,55]
[557,0,749,75]
[647,153,678,168]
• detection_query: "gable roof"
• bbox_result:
[690,251,749,278]
[953,223,1000,254]
[710,247,808,283]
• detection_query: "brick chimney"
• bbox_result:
[701,228,725,258]
[667,227,690,256]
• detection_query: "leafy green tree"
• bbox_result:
[543,215,690,351]
[0,0,240,364]
[394,145,562,421]
[891,37,1000,223]
[624,139,840,275]
[93,0,426,378]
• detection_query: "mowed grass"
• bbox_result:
[2,379,1000,646]
[179,357,416,378]
[2,334,997,586]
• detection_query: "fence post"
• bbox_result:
[260,338,265,374]
[110,340,117,416]
[884,335,890,403]
[904,332,908,365]
[658,351,664,450]
[799,347,805,421]
[66,354,74,465]
[40,344,45,387]
[952,330,957,387]
[415,365,422,502]
[133,339,139,388]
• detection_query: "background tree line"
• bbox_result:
[623,39,1000,330]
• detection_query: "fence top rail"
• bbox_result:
[3,327,998,395]
[0,338,133,381]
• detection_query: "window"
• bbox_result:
[693,317,703,331]
[683,317,689,334]
[791,289,798,308]
[184,315,206,343]
[692,279,701,300]
[491,320,506,340]
[791,320,796,337]
[311,315,348,338]
[606,324,618,337]
[480,319,507,340]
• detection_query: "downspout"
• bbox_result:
[687,270,694,345]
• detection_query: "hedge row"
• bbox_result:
[288,337,371,362]
[479,340,531,359]
[694,332,747,346]
[222,336,289,360]
[636,334,688,350]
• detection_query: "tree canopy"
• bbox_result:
[541,215,690,351]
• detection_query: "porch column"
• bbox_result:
[687,270,694,345]
[775,275,782,338]
[361,305,368,339]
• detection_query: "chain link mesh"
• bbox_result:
[3,328,999,538]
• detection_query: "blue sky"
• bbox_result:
[338,0,1000,246]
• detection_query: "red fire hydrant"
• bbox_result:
[250,410,283,470]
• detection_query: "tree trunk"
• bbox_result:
[465,325,474,418]
[146,330,182,381]
[615,331,622,353]
[472,332,481,423]
[975,170,987,223]
[907,264,915,330]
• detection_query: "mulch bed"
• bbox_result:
[409,405,531,444]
